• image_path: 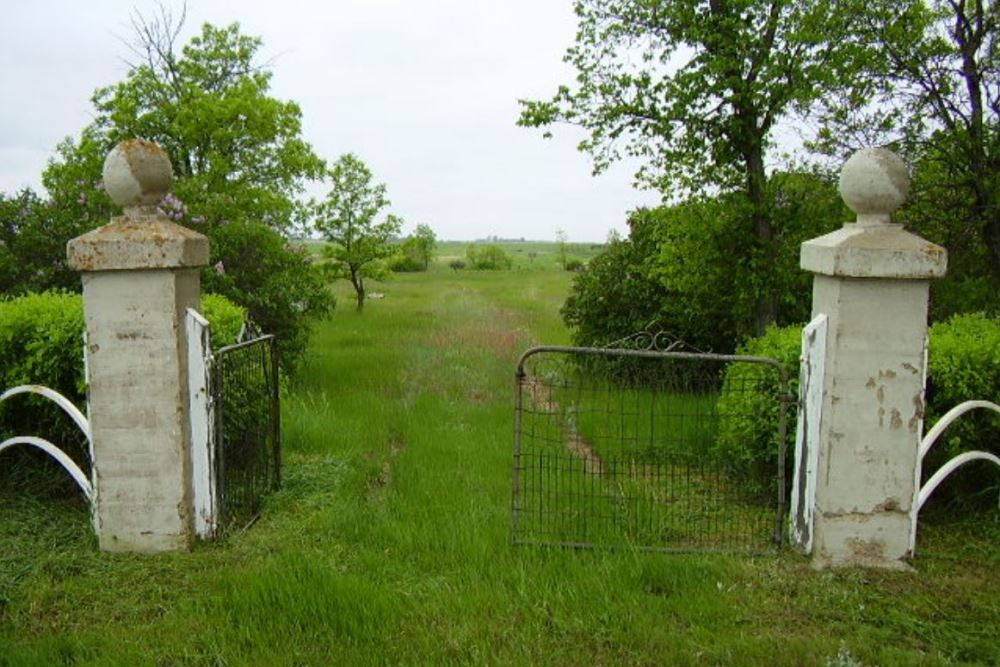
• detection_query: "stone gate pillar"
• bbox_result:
[799,148,947,568]
[67,139,209,553]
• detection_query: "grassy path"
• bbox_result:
[1,264,998,665]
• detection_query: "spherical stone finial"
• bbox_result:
[102,139,173,211]
[838,147,910,226]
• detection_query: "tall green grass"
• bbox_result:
[2,245,998,666]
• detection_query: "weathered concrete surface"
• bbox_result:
[806,276,932,568]
[68,217,209,272]
[800,147,947,569]
[801,225,946,279]
[81,268,202,552]
[102,138,173,209]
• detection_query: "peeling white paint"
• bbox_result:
[791,314,827,553]
[187,308,217,539]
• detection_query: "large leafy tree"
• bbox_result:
[26,13,333,364]
[46,15,325,230]
[818,0,1000,310]
[316,154,403,311]
[520,0,857,334]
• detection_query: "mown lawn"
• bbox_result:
[1,257,998,666]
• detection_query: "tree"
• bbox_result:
[816,0,1000,299]
[316,154,402,310]
[0,189,87,294]
[24,12,333,365]
[519,0,858,334]
[555,228,569,269]
[412,223,437,270]
[563,172,846,352]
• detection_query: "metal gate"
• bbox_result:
[513,339,793,553]
[212,335,281,533]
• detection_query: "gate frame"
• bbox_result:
[186,309,281,538]
[513,344,795,552]
[212,333,282,533]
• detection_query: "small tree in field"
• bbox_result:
[315,154,401,311]
[413,223,437,269]
[555,229,569,269]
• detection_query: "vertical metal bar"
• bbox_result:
[512,365,525,543]
[774,373,791,548]
[214,350,227,532]
[271,339,281,490]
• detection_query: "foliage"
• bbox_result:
[389,226,437,273]
[388,250,425,273]
[816,0,1000,303]
[24,16,329,368]
[714,325,801,493]
[520,0,860,332]
[926,313,1000,506]
[465,244,513,270]
[555,229,569,269]
[0,290,246,492]
[563,173,845,353]
[315,154,402,310]
[0,189,97,295]
[0,292,86,474]
[411,224,436,270]
[202,222,332,365]
[562,209,667,347]
[564,258,584,272]
[201,293,248,350]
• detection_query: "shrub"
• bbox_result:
[201,221,334,366]
[448,259,466,271]
[201,293,248,350]
[564,258,584,272]
[0,291,246,494]
[925,313,1000,505]
[562,210,669,348]
[388,253,425,273]
[714,325,801,494]
[466,244,512,270]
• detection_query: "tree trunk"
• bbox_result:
[746,143,777,336]
[350,267,365,311]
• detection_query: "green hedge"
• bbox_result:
[715,314,1000,505]
[714,325,801,495]
[925,313,1000,504]
[0,291,246,494]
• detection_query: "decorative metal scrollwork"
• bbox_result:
[602,323,712,354]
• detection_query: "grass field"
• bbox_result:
[1,250,999,666]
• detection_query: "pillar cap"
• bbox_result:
[68,139,208,271]
[839,148,910,227]
[103,139,173,214]
[801,224,946,278]
[802,147,947,278]
[67,216,209,271]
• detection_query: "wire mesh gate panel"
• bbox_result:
[213,335,281,533]
[513,346,793,553]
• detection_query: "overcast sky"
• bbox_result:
[0,1,662,241]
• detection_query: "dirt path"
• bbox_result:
[523,375,605,476]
